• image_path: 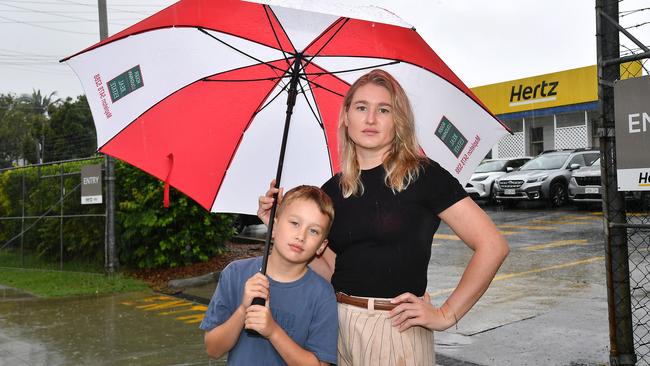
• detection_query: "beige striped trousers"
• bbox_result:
[337,302,435,366]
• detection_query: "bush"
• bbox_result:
[116,161,235,268]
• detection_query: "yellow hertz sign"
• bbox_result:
[471,62,642,115]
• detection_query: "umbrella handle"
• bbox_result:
[245,297,266,337]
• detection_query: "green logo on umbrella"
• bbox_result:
[435,116,468,158]
[108,65,144,103]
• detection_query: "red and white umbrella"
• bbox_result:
[62,0,509,216]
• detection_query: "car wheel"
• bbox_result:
[488,183,498,205]
[550,182,568,207]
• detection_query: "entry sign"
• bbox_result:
[615,75,650,191]
[81,164,103,204]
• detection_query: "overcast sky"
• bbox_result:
[1,0,648,99]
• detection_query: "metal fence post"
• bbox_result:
[597,0,637,364]
[21,172,25,267]
[98,0,117,276]
[60,163,64,271]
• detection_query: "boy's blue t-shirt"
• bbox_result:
[200,256,338,365]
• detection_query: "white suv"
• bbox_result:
[465,157,531,204]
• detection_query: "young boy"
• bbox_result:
[200,185,337,366]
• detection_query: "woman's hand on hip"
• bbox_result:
[388,292,455,332]
[257,179,283,226]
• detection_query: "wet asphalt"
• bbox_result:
[0,201,613,365]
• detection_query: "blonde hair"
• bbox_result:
[276,185,335,235]
[338,69,425,197]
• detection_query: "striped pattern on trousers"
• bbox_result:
[337,302,435,366]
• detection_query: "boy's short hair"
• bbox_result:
[276,185,335,235]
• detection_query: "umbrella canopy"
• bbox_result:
[62,0,510,215]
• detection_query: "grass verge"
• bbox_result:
[0,267,150,298]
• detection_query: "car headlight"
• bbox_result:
[471,176,489,182]
[527,175,548,183]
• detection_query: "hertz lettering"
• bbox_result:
[509,80,558,106]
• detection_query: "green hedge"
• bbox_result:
[0,159,235,269]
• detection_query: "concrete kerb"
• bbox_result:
[167,271,220,292]
[0,284,35,301]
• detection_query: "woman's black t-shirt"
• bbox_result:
[321,159,467,298]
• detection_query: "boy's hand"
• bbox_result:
[244,299,278,339]
[240,273,269,311]
[257,179,283,226]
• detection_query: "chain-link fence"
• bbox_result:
[619,56,650,366]
[0,157,107,273]
[597,1,650,360]
[629,204,650,363]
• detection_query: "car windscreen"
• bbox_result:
[520,153,570,170]
[474,160,507,173]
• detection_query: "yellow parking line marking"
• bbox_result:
[522,239,588,251]
[531,220,588,225]
[137,300,193,311]
[142,296,174,302]
[434,234,460,241]
[160,305,208,315]
[122,296,207,325]
[433,231,518,243]
[498,225,555,231]
[176,314,205,324]
[494,257,603,281]
[428,256,604,298]
[561,215,601,221]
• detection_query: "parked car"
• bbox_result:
[232,214,263,234]
[493,148,600,207]
[569,158,650,209]
[465,157,532,203]
[568,158,603,204]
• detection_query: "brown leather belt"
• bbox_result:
[336,292,397,311]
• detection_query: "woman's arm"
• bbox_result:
[257,179,283,226]
[389,197,509,331]
[438,197,509,322]
[309,247,336,282]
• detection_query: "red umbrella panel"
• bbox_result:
[62,0,510,216]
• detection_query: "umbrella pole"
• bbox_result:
[253,54,303,306]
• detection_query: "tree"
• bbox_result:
[17,89,61,117]
[17,90,62,163]
[45,95,97,162]
[0,93,43,168]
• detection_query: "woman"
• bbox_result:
[258,69,509,366]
